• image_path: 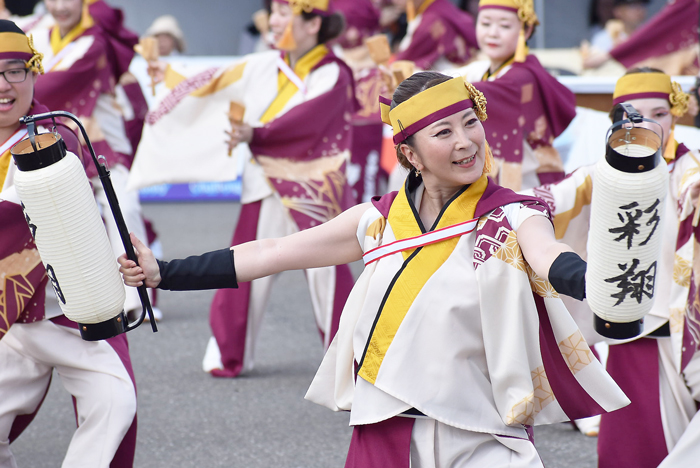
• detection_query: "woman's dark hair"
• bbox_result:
[391,72,453,170]
[525,23,537,43]
[608,66,666,121]
[624,66,665,75]
[301,11,346,44]
[589,0,614,27]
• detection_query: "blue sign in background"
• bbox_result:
[139,180,241,202]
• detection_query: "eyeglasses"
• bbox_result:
[0,68,30,84]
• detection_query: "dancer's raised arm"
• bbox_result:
[119,203,370,289]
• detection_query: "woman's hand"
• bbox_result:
[582,51,611,70]
[146,60,167,84]
[690,179,700,208]
[118,233,161,288]
[377,63,396,93]
[379,5,402,28]
[225,121,253,152]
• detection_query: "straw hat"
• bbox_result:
[145,15,186,53]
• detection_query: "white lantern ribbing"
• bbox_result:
[11,132,127,340]
[587,116,668,339]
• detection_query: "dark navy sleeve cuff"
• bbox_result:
[157,248,237,291]
[548,251,586,301]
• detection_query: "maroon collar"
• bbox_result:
[371,177,549,219]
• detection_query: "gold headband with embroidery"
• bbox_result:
[613,72,689,117]
[478,0,539,26]
[380,76,487,145]
[0,31,44,74]
[274,0,329,14]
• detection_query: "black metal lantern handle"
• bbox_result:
[605,104,665,174]
[612,103,643,125]
[20,111,158,333]
[607,103,665,148]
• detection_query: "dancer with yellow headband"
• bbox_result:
[528,68,700,468]
[131,0,356,378]
[451,0,576,192]
[119,72,629,467]
[0,19,138,468]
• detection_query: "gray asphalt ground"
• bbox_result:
[10,201,598,467]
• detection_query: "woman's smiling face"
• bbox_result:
[402,108,486,190]
[476,8,521,64]
[45,0,83,36]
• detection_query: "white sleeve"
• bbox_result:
[0,187,20,205]
[502,202,550,231]
[356,206,384,248]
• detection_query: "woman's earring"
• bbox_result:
[415,168,421,176]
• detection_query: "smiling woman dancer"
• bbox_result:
[453,0,576,192]
[135,0,356,378]
[120,72,628,467]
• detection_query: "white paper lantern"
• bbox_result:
[11,133,126,340]
[587,125,668,339]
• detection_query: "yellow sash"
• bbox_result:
[482,56,515,81]
[50,17,92,56]
[0,129,27,188]
[259,44,328,124]
[417,0,438,16]
[0,149,11,188]
[161,61,247,97]
[358,175,488,384]
[664,138,679,164]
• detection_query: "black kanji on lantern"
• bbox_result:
[605,259,657,306]
[46,264,66,305]
[609,200,661,249]
[639,199,660,246]
[20,202,37,239]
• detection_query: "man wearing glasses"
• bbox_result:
[0,20,138,468]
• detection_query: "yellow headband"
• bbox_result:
[0,31,44,74]
[273,0,329,14]
[613,72,689,117]
[380,76,488,144]
[478,0,539,27]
